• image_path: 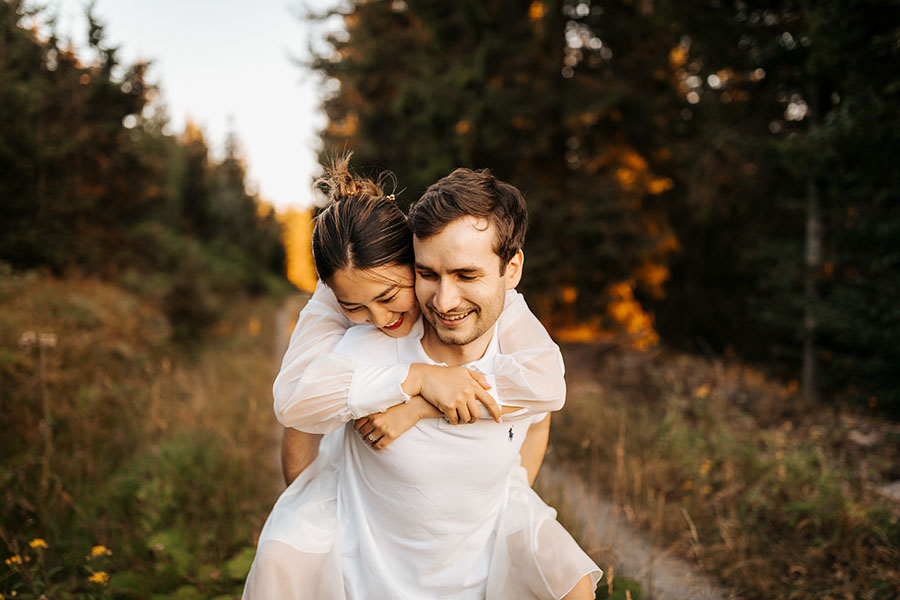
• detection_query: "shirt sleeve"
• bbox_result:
[492,290,567,417]
[272,281,410,433]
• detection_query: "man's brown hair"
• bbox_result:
[407,168,528,272]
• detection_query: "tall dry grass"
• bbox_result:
[1,268,286,597]
[545,344,900,599]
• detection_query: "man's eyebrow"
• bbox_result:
[414,263,485,275]
[449,266,485,275]
[336,284,396,306]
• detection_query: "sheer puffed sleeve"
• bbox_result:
[492,290,566,416]
[273,281,410,433]
[273,283,565,432]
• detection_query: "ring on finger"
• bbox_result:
[367,434,376,442]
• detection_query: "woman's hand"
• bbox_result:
[354,396,441,450]
[401,364,502,425]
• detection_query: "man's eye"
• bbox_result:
[417,271,437,280]
[458,275,476,282]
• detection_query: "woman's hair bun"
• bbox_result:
[315,152,392,205]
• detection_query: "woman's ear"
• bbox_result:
[503,250,524,290]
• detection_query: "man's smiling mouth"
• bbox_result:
[435,310,473,324]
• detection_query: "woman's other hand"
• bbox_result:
[354,396,441,450]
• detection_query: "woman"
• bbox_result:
[243,158,600,598]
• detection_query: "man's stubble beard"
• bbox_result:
[418,289,506,348]
[422,307,488,346]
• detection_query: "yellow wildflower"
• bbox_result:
[90,545,112,558]
[699,459,713,476]
[88,571,110,585]
[4,555,22,566]
[29,539,48,549]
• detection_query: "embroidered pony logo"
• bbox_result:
[508,427,514,442]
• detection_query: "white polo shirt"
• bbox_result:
[335,317,546,599]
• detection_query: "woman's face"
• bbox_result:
[328,263,418,338]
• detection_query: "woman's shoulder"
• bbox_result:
[333,324,398,360]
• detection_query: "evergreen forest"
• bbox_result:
[2,0,899,598]
[0,0,288,339]
[312,0,900,413]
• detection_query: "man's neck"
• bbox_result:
[420,324,494,366]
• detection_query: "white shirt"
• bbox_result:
[334,318,547,599]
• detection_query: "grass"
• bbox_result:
[546,343,900,599]
[0,268,286,598]
[4,267,898,599]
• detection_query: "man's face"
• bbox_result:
[413,216,522,348]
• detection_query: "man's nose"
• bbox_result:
[431,278,460,313]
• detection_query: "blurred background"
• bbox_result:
[2,0,898,598]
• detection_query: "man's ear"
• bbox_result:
[503,249,524,290]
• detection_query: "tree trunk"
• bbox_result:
[803,175,821,405]
[802,83,822,405]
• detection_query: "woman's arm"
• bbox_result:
[274,283,496,432]
[273,281,357,432]
[341,291,566,423]
[274,285,562,434]
[347,291,566,422]
[354,401,525,451]
[353,396,439,450]
[492,291,567,416]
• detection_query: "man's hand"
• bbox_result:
[354,396,441,450]
[401,364,502,425]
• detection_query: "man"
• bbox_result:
[251,169,599,598]
[278,170,567,484]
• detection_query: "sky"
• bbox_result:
[41,0,338,211]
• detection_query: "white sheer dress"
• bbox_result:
[243,283,601,599]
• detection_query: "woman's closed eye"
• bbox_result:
[379,293,399,304]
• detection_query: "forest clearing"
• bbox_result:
[3,0,899,597]
[3,272,897,599]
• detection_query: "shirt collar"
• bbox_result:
[398,316,499,372]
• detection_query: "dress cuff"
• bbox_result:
[347,364,412,418]
[482,372,500,405]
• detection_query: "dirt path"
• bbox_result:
[536,463,730,599]
[274,294,310,365]
[267,293,312,485]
